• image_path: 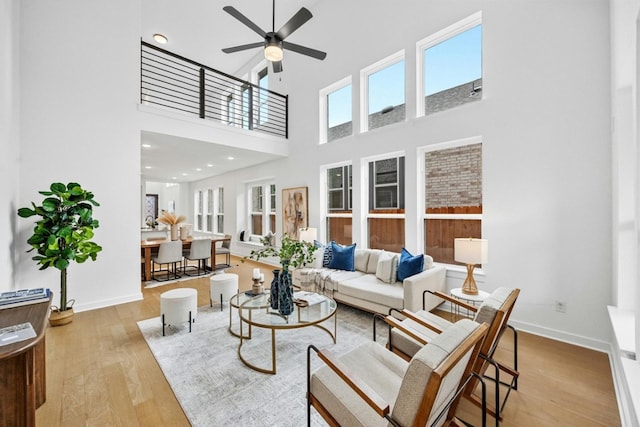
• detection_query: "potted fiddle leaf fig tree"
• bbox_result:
[17,182,102,326]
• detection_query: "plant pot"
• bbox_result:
[49,308,74,326]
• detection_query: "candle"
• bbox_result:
[260,273,264,282]
[253,268,260,279]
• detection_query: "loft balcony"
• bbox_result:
[140,40,288,139]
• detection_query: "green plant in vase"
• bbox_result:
[244,233,316,315]
[17,182,102,326]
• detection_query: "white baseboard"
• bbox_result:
[73,292,143,313]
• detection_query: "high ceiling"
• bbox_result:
[140,0,324,183]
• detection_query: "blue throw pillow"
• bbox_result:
[397,248,424,281]
[322,241,335,267]
[328,242,356,271]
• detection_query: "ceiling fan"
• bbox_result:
[221,0,326,73]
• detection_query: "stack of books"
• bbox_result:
[0,288,51,309]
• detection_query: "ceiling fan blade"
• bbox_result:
[272,61,283,73]
[282,41,327,60]
[276,7,313,40]
[222,42,265,54]
[223,6,267,38]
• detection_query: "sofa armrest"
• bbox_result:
[402,265,446,312]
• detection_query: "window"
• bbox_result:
[269,184,276,233]
[423,138,482,264]
[206,189,213,232]
[247,181,276,239]
[366,155,405,252]
[325,164,352,244]
[215,187,224,233]
[319,77,352,143]
[257,67,269,126]
[194,190,203,231]
[226,94,235,126]
[417,12,482,117]
[361,51,405,132]
[250,185,263,235]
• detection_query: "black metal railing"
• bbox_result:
[141,40,288,139]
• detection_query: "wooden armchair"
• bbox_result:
[307,319,488,427]
[384,287,520,425]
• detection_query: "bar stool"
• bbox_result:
[160,288,197,336]
[210,273,238,311]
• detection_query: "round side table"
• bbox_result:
[450,287,490,319]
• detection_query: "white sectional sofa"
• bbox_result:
[293,247,446,314]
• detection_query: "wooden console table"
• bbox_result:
[0,296,51,427]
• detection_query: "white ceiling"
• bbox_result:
[140,0,324,184]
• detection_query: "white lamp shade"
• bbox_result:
[264,45,283,62]
[454,238,488,264]
[299,227,317,243]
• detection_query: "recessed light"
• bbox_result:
[144,166,152,169]
[153,33,168,44]
[196,168,202,172]
[227,156,235,160]
[142,144,151,148]
[207,164,214,167]
[182,173,188,176]
[172,177,177,180]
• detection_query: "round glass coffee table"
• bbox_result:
[237,291,337,374]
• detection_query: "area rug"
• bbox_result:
[137,303,387,426]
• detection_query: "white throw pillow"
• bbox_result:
[367,249,384,274]
[376,252,398,284]
[354,249,370,272]
[423,254,434,270]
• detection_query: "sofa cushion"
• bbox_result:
[397,248,424,281]
[328,242,356,271]
[322,241,335,267]
[366,249,384,274]
[423,254,434,270]
[354,249,370,272]
[316,268,366,292]
[376,251,399,284]
[338,274,404,309]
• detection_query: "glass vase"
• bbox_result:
[278,261,294,315]
[270,270,280,310]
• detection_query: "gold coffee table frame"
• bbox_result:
[236,292,337,375]
[228,292,269,339]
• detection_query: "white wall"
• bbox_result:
[0,0,21,290]
[189,0,613,348]
[15,0,143,310]
[6,0,615,351]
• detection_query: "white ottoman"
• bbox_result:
[210,273,238,311]
[160,288,197,336]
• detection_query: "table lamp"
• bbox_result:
[299,227,317,243]
[454,237,488,295]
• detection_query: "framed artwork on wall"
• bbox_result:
[282,187,308,240]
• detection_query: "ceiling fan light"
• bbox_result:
[264,44,283,62]
[153,33,168,44]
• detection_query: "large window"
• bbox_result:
[250,185,263,235]
[206,189,214,232]
[361,51,405,132]
[215,187,224,233]
[320,77,352,143]
[269,184,276,233]
[423,138,482,264]
[417,12,482,117]
[367,155,405,252]
[248,182,276,239]
[325,164,352,244]
[194,190,203,231]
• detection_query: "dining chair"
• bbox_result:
[152,241,183,281]
[215,234,232,268]
[183,238,212,276]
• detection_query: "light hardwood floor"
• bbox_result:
[35,256,621,426]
